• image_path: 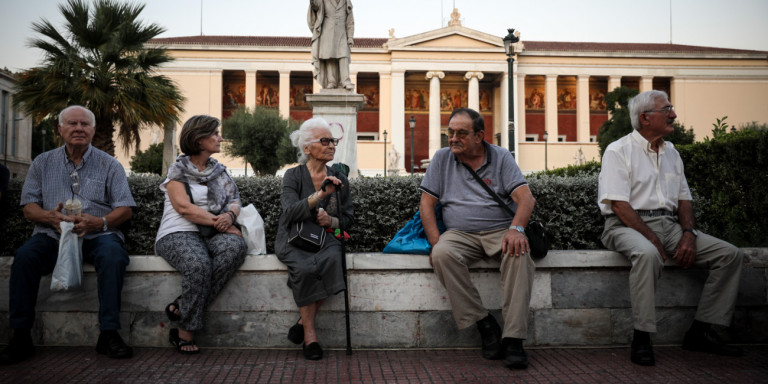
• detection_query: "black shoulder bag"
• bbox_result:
[287,165,326,252]
[460,163,549,259]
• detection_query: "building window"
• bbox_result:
[558,135,567,142]
[525,134,537,142]
[589,135,597,143]
[357,132,379,141]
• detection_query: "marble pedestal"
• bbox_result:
[307,90,365,178]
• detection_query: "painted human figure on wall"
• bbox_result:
[308,0,355,90]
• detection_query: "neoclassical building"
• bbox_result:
[125,11,768,175]
[1,69,33,179]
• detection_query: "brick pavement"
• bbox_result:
[1,345,766,383]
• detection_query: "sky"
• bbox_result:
[2,0,768,72]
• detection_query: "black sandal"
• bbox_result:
[165,296,181,322]
[169,328,200,355]
[287,318,304,344]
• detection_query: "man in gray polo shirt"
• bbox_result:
[420,108,536,369]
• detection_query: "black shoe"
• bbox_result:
[502,338,529,369]
[682,327,743,357]
[288,319,304,344]
[303,342,323,360]
[0,331,35,365]
[96,330,134,359]
[476,314,503,360]
[630,339,655,366]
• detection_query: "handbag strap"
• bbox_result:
[183,182,195,204]
[459,162,516,218]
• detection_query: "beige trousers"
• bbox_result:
[601,215,743,333]
[431,228,535,339]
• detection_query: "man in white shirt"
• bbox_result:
[598,90,744,366]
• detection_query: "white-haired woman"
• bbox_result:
[275,117,354,360]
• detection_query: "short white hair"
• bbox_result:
[290,117,331,163]
[58,105,96,126]
[628,90,668,130]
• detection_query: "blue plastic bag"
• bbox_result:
[383,204,446,254]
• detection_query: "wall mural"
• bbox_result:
[257,84,279,107]
[403,85,491,112]
[290,84,313,108]
[557,88,577,110]
[526,88,545,110]
[359,85,379,109]
[222,78,245,118]
[589,89,607,110]
[405,88,429,110]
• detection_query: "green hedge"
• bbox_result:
[2,129,765,256]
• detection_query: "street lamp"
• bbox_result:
[383,130,388,177]
[41,127,46,153]
[503,28,520,158]
[543,130,549,171]
[409,116,416,175]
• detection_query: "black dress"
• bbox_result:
[275,164,354,307]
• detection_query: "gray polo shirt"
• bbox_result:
[419,142,528,232]
[20,145,136,241]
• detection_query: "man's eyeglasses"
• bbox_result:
[310,137,340,146]
[447,129,473,139]
[644,105,675,115]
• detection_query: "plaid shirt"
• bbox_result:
[20,145,136,241]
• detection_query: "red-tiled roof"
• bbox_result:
[149,36,388,48]
[148,36,765,55]
[523,41,765,55]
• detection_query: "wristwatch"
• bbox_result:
[682,228,698,237]
[101,217,108,232]
[509,225,525,234]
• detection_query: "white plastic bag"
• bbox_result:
[236,204,267,255]
[51,221,83,291]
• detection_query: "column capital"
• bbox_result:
[464,71,484,81]
[426,71,445,80]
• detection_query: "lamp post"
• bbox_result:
[543,130,549,171]
[383,130,388,177]
[41,127,46,153]
[409,116,416,175]
[503,28,520,158]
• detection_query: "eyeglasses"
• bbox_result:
[644,105,675,115]
[447,129,473,139]
[310,137,340,146]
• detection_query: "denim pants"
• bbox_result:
[10,233,129,330]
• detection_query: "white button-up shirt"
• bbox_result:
[598,130,692,215]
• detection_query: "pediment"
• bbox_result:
[386,25,504,51]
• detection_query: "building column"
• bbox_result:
[640,76,653,93]
[279,70,291,118]
[349,73,358,93]
[464,71,484,112]
[245,70,257,109]
[670,77,684,121]
[210,69,223,118]
[390,71,406,171]
[426,71,444,158]
[577,75,590,142]
[608,75,621,94]
[545,74,558,142]
[379,72,392,144]
[500,71,509,150]
[516,72,526,153]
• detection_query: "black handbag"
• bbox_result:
[460,163,549,259]
[183,182,218,238]
[288,219,326,252]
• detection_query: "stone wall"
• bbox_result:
[0,249,766,348]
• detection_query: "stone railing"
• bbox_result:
[0,249,766,348]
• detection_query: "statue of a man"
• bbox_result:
[308,0,355,91]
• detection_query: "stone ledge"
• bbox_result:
[0,249,765,349]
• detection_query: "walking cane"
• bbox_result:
[322,180,352,355]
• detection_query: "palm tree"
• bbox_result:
[13,0,184,156]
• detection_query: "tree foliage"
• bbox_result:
[129,142,164,175]
[597,86,694,156]
[12,0,184,156]
[222,107,299,176]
